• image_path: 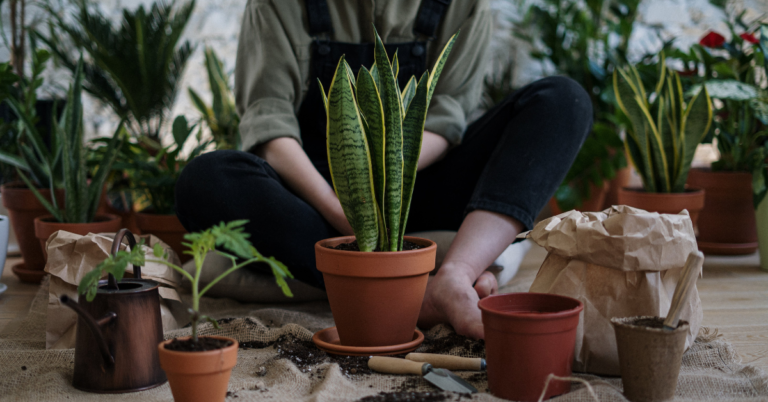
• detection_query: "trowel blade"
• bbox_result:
[423,368,478,393]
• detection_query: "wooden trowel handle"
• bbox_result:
[664,251,705,330]
[369,356,428,375]
[405,353,485,371]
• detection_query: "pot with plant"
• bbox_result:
[28,59,124,258]
[312,29,457,351]
[614,55,713,224]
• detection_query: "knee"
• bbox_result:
[533,76,592,118]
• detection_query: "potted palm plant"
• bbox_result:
[27,59,124,257]
[313,29,459,348]
[614,55,713,224]
[78,220,293,402]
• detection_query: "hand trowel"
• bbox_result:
[368,356,478,393]
[663,250,705,331]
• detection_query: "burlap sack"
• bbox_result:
[521,205,703,375]
[43,231,185,349]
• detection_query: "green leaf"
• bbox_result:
[400,76,417,113]
[172,115,193,149]
[427,32,459,105]
[674,85,713,191]
[153,243,164,258]
[688,80,759,101]
[614,68,656,191]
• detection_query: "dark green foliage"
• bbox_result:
[79,239,146,302]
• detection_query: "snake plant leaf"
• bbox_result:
[401,76,417,114]
[614,68,656,192]
[666,74,684,175]
[345,60,356,88]
[398,72,430,249]
[317,78,328,114]
[326,56,379,251]
[427,32,459,105]
[374,27,404,250]
[657,92,677,185]
[0,150,29,171]
[370,63,382,97]
[653,54,667,96]
[356,66,388,249]
[392,52,399,80]
[674,85,712,192]
[639,95,670,193]
[17,169,64,222]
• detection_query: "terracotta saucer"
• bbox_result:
[697,241,759,256]
[12,262,46,283]
[312,327,424,356]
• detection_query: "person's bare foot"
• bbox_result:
[418,264,498,339]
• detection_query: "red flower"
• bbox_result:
[677,69,697,77]
[740,32,759,44]
[700,31,726,48]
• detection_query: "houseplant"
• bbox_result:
[188,47,240,150]
[678,16,768,254]
[614,55,713,224]
[79,220,293,402]
[116,116,209,262]
[313,29,457,348]
[27,58,124,257]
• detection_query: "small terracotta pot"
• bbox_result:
[1,182,64,282]
[603,166,633,210]
[617,187,705,226]
[478,293,583,402]
[158,336,238,402]
[34,214,123,259]
[135,212,190,263]
[315,236,437,347]
[757,198,768,272]
[549,181,610,215]
[687,168,757,255]
[611,316,689,402]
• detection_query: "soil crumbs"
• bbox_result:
[627,316,684,329]
[329,240,425,252]
[420,332,485,356]
[358,392,472,402]
[164,337,233,352]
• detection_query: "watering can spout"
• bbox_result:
[60,295,116,366]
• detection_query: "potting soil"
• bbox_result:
[1,278,767,401]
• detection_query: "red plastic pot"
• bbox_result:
[478,293,583,402]
[315,236,436,347]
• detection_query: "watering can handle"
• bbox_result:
[107,229,141,289]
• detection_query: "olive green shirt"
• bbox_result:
[234,0,492,152]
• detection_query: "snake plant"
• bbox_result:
[613,55,713,193]
[188,47,240,150]
[320,28,457,252]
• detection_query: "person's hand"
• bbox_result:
[321,193,355,236]
[418,263,498,339]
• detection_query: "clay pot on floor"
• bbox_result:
[687,168,757,255]
[158,336,238,402]
[549,181,610,215]
[603,166,632,209]
[611,316,689,402]
[315,236,437,347]
[757,198,768,272]
[617,187,705,226]
[1,182,65,282]
[34,214,122,259]
[135,212,190,263]
[478,293,583,402]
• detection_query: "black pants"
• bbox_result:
[175,76,592,288]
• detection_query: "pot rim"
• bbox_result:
[34,213,121,226]
[619,187,704,196]
[610,315,690,334]
[478,292,584,321]
[158,335,239,356]
[315,235,437,257]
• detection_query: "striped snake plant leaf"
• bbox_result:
[401,76,417,114]
[356,66,389,250]
[392,52,399,80]
[398,72,430,249]
[317,78,328,113]
[673,84,712,192]
[658,93,677,183]
[638,94,671,193]
[427,32,459,105]
[374,27,404,250]
[345,61,357,89]
[370,63,382,97]
[665,74,683,176]
[326,56,379,251]
[614,68,656,192]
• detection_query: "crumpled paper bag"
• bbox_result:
[520,205,703,375]
[44,230,185,349]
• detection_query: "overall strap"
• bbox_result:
[305,0,333,36]
[414,0,453,39]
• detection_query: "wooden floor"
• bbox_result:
[1,246,767,371]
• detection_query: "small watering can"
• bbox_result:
[61,229,167,393]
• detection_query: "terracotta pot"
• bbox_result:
[687,168,757,255]
[315,236,437,347]
[757,198,768,272]
[611,316,689,402]
[158,336,238,402]
[1,182,65,282]
[478,293,583,402]
[617,187,705,226]
[34,214,123,259]
[135,212,189,263]
[603,166,632,209]
[549,181,610,215]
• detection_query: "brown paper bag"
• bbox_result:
[43,231,185,349]
[521,205,703,375]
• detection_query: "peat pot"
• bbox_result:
[1,182,64,282]
[34,214,122,259]
[758,198,768,272]
[617,187,705,226]
[478,293,583,402]
[687,168,757,255]
[315,236,437,347]
[135,212,189,263]
[611,316,689,402]
[158,336,239,402]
